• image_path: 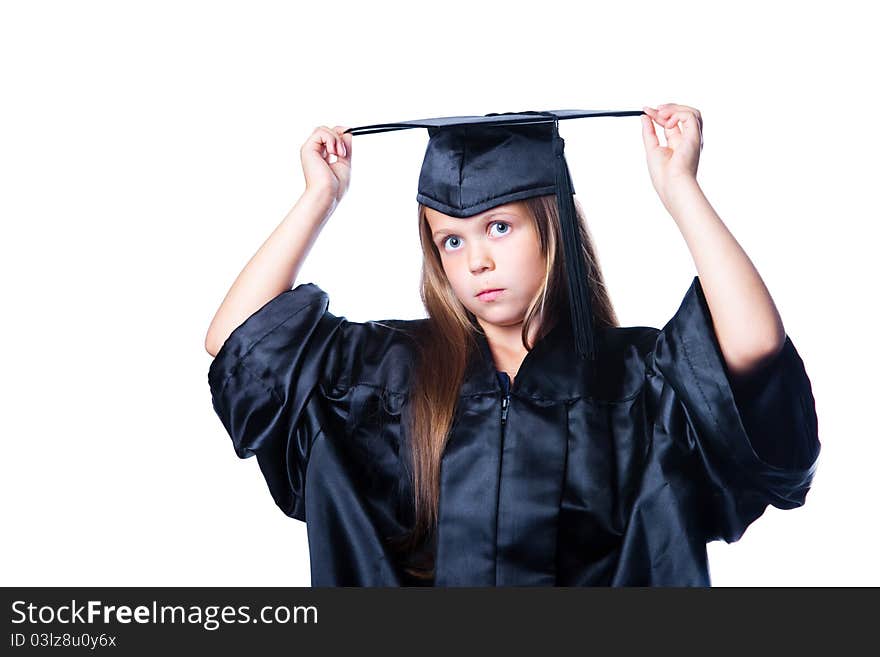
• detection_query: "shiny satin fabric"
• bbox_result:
[416,122,565,217]
[207,277,820,586]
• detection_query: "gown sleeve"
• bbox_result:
[207,282,350,522]
[645,276,821,543]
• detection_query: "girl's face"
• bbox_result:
[425,201,546,330]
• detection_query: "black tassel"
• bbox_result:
[553,126,596,361]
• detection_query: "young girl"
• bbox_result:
[206,105,820,586]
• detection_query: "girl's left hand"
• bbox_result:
[640,103,703,200]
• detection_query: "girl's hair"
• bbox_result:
[385,194,619,582]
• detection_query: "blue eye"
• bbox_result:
[441,222,510,252]
[442,236,463,251]
[491,221,510,236]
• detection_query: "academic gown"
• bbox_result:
[207,277,821,586]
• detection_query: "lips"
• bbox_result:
[477,288,505,301]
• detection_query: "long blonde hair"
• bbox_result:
[386,194,619,582]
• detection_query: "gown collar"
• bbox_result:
[460,316,595,401]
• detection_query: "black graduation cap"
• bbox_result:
[344,109,645,361]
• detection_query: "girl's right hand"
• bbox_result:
[300,125,352,206]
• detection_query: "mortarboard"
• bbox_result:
[344,109,645,361]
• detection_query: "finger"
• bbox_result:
[651,107,681,140]
[640,112,660,150]
[659,103,701,120]
[321,126,342,156]
[657,104,702,133]
[643,107,678,144]
[655,105,681,127]
[333,125,351,159]
[321,126,342,157]
[642,106,658,119]
[342,132,352,159]
[309,126,340,157]
[327,126,345,158]
[665,110,702,145]
[305,126,331,155]
[657,103,700,116]
[642,106,663,129]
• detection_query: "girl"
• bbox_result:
[206,104,820,586]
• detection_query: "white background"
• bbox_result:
[1,0,876,587]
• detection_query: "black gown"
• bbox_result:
[207,277,820,586]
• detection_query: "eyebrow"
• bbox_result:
[431,213,515,239]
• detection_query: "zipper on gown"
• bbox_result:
[497,370,511,425]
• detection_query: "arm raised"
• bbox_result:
[205,124,353,357]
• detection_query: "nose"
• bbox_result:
[468,245,494,274]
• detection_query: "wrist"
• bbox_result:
[661,175,702,213]
[299,188,338,219]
